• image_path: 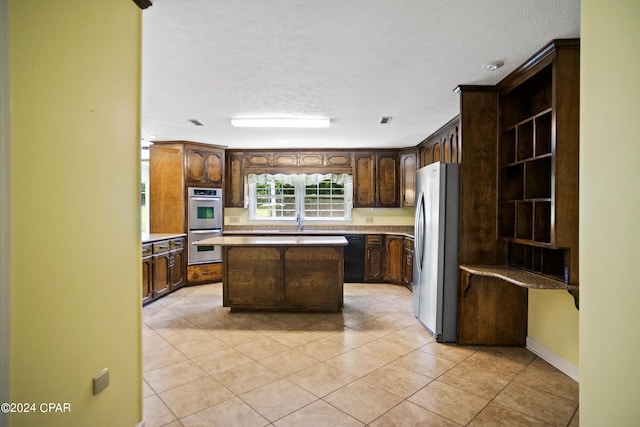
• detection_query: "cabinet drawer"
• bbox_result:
[366,235,383,245]
[142,244,152,257]
[188,263,222,283]
[153,241,171,254]
[170,238,184,250]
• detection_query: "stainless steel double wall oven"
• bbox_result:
[187,187,222,264]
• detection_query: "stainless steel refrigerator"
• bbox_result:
[413,162,459,342]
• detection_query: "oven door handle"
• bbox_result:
[190,229,221,234]
[190,197,221,201]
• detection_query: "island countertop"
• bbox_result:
[193,235,348,247]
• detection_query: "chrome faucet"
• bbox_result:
[296,213,304,231]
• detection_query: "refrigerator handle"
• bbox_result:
[414,192,426,270]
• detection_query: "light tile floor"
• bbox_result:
[143,283,579,427]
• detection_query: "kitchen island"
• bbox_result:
[193,235,348,311]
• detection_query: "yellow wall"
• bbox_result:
[580,0,640,424]
[528,290,579,367]
[9,1,142,426]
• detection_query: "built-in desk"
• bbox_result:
[194,236,348,311]
[459,264,578,295]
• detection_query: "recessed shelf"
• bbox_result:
[500,164,524,201]
[525,157,552,199]
[535,111,552,156]
[516,120,534,161]
[515,202,533,240]
[507,242,567,282]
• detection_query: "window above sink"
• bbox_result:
[247,173,353,222]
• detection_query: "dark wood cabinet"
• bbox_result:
[185,146,224,186]
[150,141,225,286]
[354,153,376,207]
[453,39,580,345]
[399,150,417,207]
[187,262,222,284]
[418,117,460,168]
[354,152,398,207]
[153,250,171,297]
[225,149,354,207]
[377,152,398,207]
[364,235,384,281]
[225,151,244,207]
[402,237,414,290]
[169,238,185,289]
[142,244,153,304]
[384,235,404,284]
[144,237,186,304]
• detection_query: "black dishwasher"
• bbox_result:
[344,235,365,282]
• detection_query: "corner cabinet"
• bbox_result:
[497,39,580,296]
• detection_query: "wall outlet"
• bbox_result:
[93,368,109,395]
[366,217,374,224]
[229,216,240,224]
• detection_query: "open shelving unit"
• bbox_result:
[496,39,580,294]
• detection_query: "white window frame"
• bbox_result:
[248,174,352,222]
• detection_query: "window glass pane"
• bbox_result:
[254,181,296,219]
[249,174,351,221]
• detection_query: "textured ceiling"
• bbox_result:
[141,0,580,149]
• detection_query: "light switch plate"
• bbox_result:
[93,368,110,395]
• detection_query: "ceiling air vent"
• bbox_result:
[188,119,205,126]
[379,116,393,124]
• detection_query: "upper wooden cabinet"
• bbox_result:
[241,151,353,171]
[150,141,226,233]
[417,117,460,168]
[185,145,224,186]
[399,150,417,207]
[225,151,244,207]
[354,151,398,207]
[226,149,401,208]
[354,153,375,207]
[377,153,398,207]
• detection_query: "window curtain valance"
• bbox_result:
[247,173,352,186]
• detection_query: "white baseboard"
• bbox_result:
[526,337,579,382]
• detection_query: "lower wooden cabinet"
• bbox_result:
[364,235,384,281]
[187,262,222,284]
[384,235,404,284]
[142,244,153,304]
[402,237,414,290]
[142,237,185,305]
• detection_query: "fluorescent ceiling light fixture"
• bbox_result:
[231,118,330,128]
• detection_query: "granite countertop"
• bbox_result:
[142,233,186,244]
[193,235,348,247]
[459,264,578,291]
